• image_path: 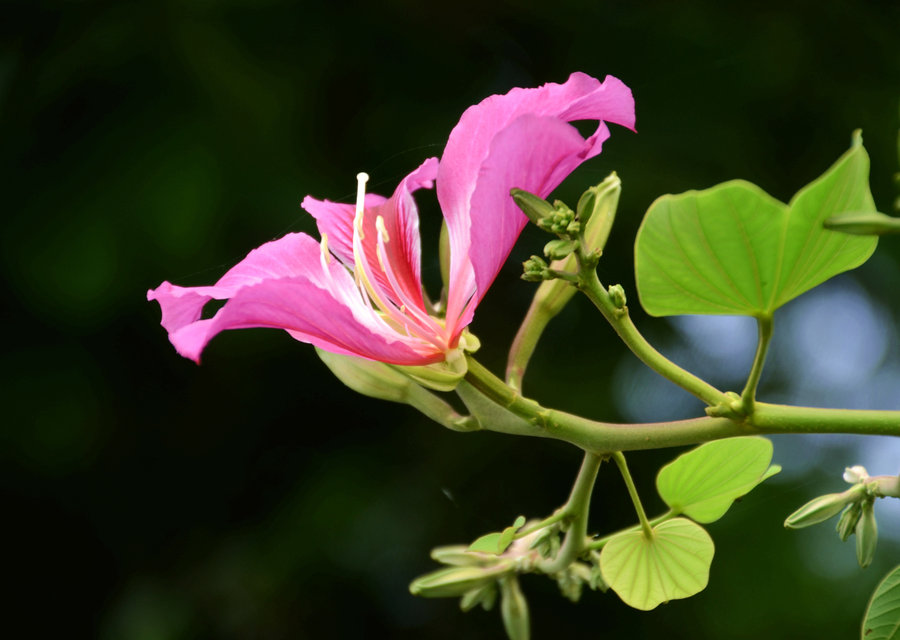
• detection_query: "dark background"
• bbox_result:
[3,1,900,638]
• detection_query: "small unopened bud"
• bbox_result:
[856,499,878,568]
[538,201,576,235]
[556,567,585,603]
[836,502,863,542]
[522,255,550,282]
[543,239,578,260]
[844,465,869,484]
[784,490,857,529]
[608,284,627,309]
[500,576,530,640]
[460,582,498,612]
[410,564,510,598]
[511,188,556,226]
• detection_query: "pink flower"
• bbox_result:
[148,72,635,366]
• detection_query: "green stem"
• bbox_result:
[586,510,676,550]
[405,384,480,432]
[576,267,727,407]
[612,452,653,538]
[506,276,578,392]
[463,355,900,453]
[740,314,773,412]
[537,451,603,573]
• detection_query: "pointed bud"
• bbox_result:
[543,239,578,260]
[431,545,490,567]
[500,576,530,640]
[856,499,878,568]
[460,581,498,612]
[784,490,858,529]
[511,189,556,226]
[410,564,510,598]
[577,172,621,254]
[836,502,863,542]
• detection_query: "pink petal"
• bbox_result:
[147,232,442,365]
[302,193,387,266]
[167,275,442,365]
[302,158,438,312]
[437,72,635,326]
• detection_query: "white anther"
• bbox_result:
[356,172,369,217]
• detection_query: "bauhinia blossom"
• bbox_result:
[147,72,635,369]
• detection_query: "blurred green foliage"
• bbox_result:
[2,0,899,637]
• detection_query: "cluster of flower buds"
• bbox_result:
[513,173,622,285]
[784,465,896,568]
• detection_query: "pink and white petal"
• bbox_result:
[360,158,438,311]
[169,275,442,365]
[301,193,387,266]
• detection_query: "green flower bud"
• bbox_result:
[543,238,578,260]
[608,284,627,309]
[431,545,491,567]
[836,501,863,542]
[500,576,530,640]
[522,255,549,282]
[511,188,556,226]
[459,582,498,612]
[784,490,859,529]
[856,499,878,568]
[577,172,621,254]
[410,564,511,598]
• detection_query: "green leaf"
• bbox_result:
[599,518,714,611]
[635,134,877,317]
[657,436,780,523]
[468,532,506,554]
[467,516,527,555]
[861,565,900,639]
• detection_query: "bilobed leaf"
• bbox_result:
[657,436,780,523]
[599,518,714,611]
[635,135,877,317]
[862,565,900,640]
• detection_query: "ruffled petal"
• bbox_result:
[147,232,442,364]
[437,72,635,325]
[166,275,442,365]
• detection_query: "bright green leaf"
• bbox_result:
[467,516,527,555]
[657,436,780,523]
[599,518,714,611]
[861,565,900,640]
[635,135,877,317]
[468,532,506,554]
